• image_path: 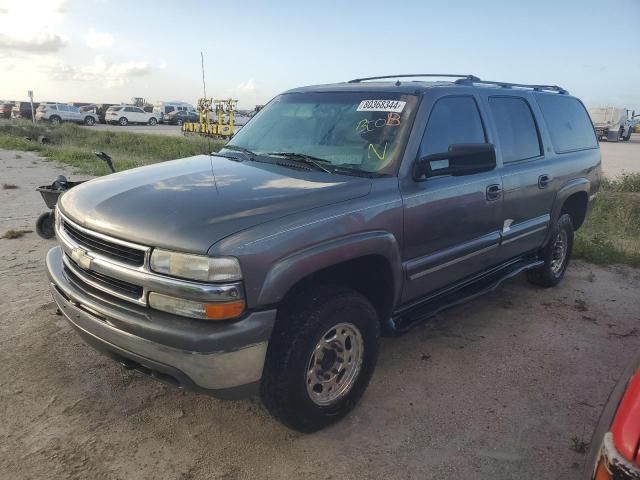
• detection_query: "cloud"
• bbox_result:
[44,55,151,87]
[0,32,67,53]
[236,79,256,93]
[86,29,114,49]
[0,0,68,53]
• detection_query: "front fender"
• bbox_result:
[257,231,403,308]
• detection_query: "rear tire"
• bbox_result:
[260,285,380,432]
[118,117,128,126]
[84,116,95,126]
[527,213,574,288]
[49,116,61,126]
[149,117,157,126]
[36,211,55,239]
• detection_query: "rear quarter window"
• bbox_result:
[535,94,598,153]
[489,96,541,163]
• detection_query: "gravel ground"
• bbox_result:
[1,148,639,480]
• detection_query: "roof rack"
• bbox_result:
[348,74,480,83]
[454,78,568,94]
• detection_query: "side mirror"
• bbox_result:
[413,143,496,180]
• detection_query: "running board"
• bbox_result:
[387,255,544,334]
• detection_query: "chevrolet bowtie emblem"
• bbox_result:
[71,247,93,270]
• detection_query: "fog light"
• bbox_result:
[148,292,245,320]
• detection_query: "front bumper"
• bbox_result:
[46,246,276,399]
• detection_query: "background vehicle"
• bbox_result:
[11,101,39,120]
[583,351,640,480]
[162,109,198,125]
[105,105,158,126]
[0,102,14,119]
[91,104,115,124]
[153,101,196,122]
[36,103,99,126]
[47,74,601,432]
[588,106,638,142]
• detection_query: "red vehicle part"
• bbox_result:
[612,368,640,462]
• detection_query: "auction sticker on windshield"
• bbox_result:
[357,100,406,113]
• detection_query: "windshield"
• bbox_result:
[226,91,419,175]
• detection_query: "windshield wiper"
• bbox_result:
[266,152,333,173]
[223,144,258,159]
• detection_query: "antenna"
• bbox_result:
[200,52,218,192]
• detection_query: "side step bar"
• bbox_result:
[387,255,544,334]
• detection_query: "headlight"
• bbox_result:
[150,249,241,282]
[148,292,245,320]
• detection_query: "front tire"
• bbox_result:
[149,117,157,126]
[84,116,95,126]
[527,213,574,287]
[118,117,128,126]
[49,116,61,126]
[260,285,379,432]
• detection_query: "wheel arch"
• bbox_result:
[547,178,591,242]
[257,231,403,324]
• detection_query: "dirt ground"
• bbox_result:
[1,147,640,480]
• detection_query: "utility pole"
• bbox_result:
[28,90,35,125]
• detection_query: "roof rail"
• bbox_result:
[348,74,480,83]
[454,78,568,94]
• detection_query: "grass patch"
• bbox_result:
[574,173,640,267]
[2,229,32,239]
[0,120,225,175]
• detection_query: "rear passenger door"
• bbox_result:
[400,95,504,302]
[480,93,556,259]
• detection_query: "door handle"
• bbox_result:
[538,174,551,189]
[486,184,502,201]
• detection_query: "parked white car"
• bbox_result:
[106,105,158,126]
[36,103,99,126]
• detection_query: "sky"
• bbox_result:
[1,0,639,110]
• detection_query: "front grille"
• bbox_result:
[64,259,143,300]
[63,221,146,267]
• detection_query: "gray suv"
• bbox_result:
[36,103,99,126]
[46,74,601,432]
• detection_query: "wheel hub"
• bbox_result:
[550,230,568,275]
[305,322,363,406]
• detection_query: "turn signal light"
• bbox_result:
[594,459,611,480]
[204,300,246,320]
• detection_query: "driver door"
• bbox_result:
[400,95,504,303]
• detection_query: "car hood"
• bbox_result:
[59,155,371,253]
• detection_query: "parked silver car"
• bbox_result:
[36,103,99,126]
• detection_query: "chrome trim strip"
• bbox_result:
[501,226,547,245]
[409,244,498,280]
[60,211,149,253]
[63,253,146,305]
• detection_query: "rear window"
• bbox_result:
[535,94,598,153]
[489,96,541,163]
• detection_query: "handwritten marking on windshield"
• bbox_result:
[356,113,401,134]
[368,143,388,161]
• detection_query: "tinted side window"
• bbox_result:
[419,96,486,157]
[134,107,144,113]
[535,94,598,153]
[165,106,175,113]
[489,96,541,163]
[58,105,69,112]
